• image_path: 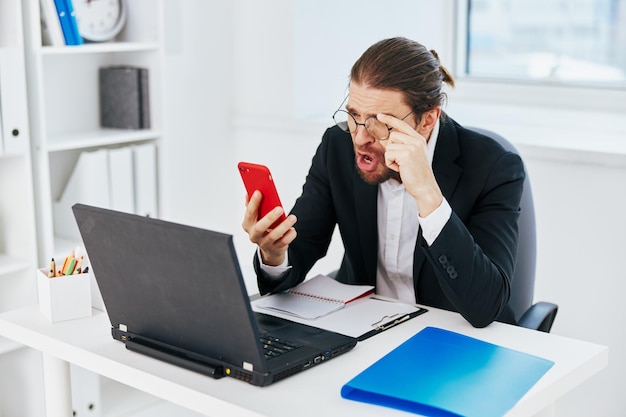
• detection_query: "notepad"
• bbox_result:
[255,274,374,319]
[341,327,554,417]
[253,295,426,340]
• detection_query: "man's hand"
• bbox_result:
[378,113,443,217]
[242,190,297,266]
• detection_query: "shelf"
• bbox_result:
[0,336,22,355]
[5,0,166,417]
[0,255,31,277]
[47,129,162,152]
[41,42,160,56]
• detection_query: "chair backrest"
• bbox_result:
[469,127,536,323]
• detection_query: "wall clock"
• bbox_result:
[73,0,127,42]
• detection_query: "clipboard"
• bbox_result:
[356,302,427,341]
[251,295,427,340]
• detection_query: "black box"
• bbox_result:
[99,66,150,129]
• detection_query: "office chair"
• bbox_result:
[328,127,558,332]
[469,127,558,332]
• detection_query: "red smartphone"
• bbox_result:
[238,162,286,229]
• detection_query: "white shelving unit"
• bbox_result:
[0,0,38,349]
[0,1,39,415]
[17,0,166,415]
[22,0,165,267]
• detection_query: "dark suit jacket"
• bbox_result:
[255,116,524,328]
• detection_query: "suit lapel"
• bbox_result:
[432,117,462,200]
[353,170,378,284]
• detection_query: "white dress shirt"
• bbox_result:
[375,120,451,303]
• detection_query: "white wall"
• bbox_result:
[525,156,626,417]
[161,0,235,230]
[162,1,623,416]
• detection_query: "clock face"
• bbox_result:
[73,0,127,42]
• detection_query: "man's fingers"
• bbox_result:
[377,112,414,135]
[242,191,262,229]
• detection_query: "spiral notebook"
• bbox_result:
[255,274,374,319]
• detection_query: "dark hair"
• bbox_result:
[350,37,455,120]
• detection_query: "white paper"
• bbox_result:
[253,296,423,339]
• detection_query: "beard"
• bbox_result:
[354,151,400,184]
[356,164,396,185]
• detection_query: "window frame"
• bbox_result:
[452,0,626,114]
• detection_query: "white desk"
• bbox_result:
[0,306,607,417]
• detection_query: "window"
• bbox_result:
[460,0,626,86]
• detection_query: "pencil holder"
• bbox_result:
[37,268,92,322]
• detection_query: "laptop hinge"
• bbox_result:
[125,336,225,379]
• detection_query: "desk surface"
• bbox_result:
[0,306,608,417]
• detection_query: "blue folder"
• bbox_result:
[54,0,83,46]
[341,327,554,417]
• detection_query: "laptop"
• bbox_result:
[72,203,357,386]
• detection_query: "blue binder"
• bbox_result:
[53,0,83,46]
[341,327,554,417]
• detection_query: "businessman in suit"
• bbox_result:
[242,37,524,328]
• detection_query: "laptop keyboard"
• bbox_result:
[259,335,302,359]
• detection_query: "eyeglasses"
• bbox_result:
[332,97,413,141]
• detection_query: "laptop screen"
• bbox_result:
[72,203,268,373]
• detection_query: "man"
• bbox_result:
[242,37,524,328]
